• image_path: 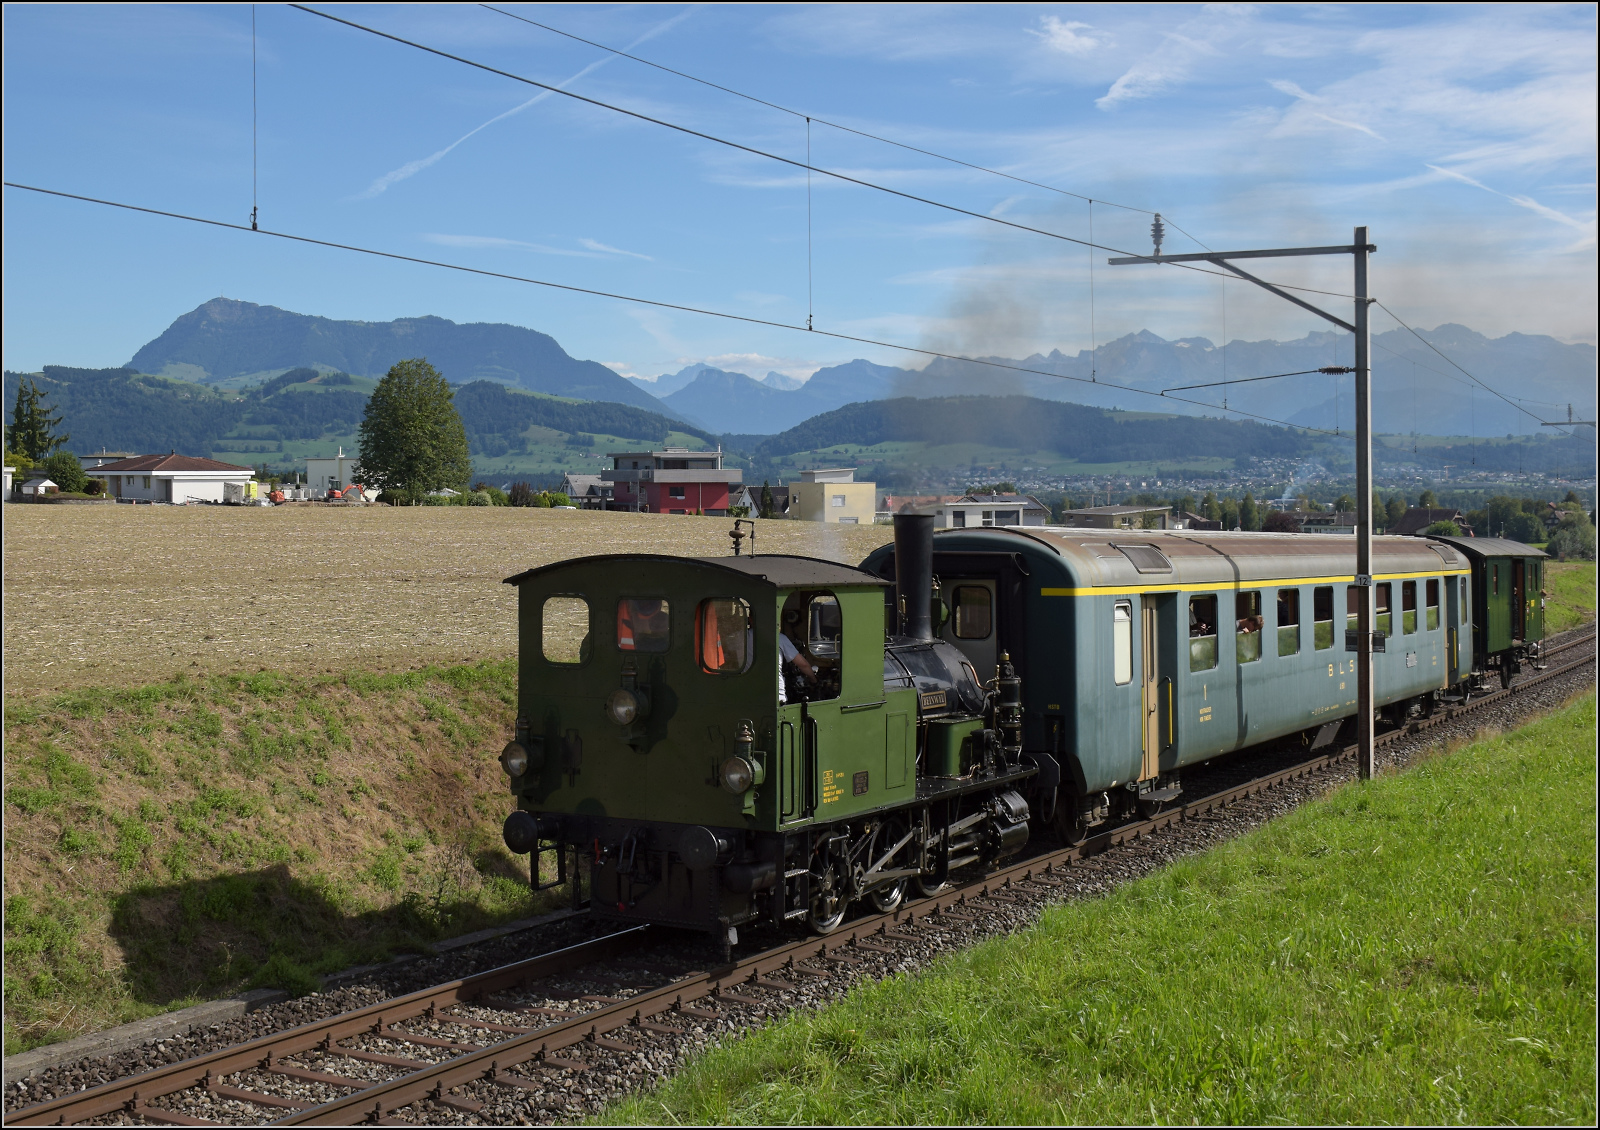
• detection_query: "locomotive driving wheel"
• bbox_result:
[866,819,909,913]
[807,852,847,934]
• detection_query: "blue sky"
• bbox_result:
[4,3,1595,385]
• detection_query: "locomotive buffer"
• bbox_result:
[1110,225,1381,780]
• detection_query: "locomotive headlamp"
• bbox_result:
[720,756,756,794]
[605,688,641,726]
[499,741,529,777]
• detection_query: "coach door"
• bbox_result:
[942,580,998,679]
[1511,559,1526,641]
[1140,595,1164,781]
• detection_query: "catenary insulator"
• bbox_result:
[1150,213,1165,257]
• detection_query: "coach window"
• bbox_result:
[1313,586,1334,650]
[617,598,671,652]
[1375,583,1392,636]
[1277,588,1300,656]
[542,595,591,665]
[1460,576,1469,621]
[1491,564,1499,596]
[1189,595,1218,672]
[1426,578,1440,630]
[1346,585,1361,636]
[698,598,752,674]
[1402,580,1418,634]
[953,586,992,639]
[1236,591,1263,663]
[1113,601,1133,685]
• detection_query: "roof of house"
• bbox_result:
[93,453,253,474]
[561,473,610,497]
[957,493,1047,508]
[1390,507,1466,535]
[1061,504,1170,516]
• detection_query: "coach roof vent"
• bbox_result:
[1112,543,1174,574]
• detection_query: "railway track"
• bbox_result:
[11,634,1594,1127]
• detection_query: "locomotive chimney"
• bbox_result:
[893,512,936,641]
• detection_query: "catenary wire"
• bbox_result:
[290,4,1351,301]
[1163,368,1341,394]
[1,180,1343,437]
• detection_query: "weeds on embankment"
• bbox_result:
[605,694,1597,1126]
[1545,562,1596,635]
[2,661,554,1055]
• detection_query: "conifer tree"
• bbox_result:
[6,378,68,461]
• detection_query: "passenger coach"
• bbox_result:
[862,529,1475,842]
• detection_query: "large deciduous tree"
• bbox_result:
[7,378,69,461]
[355,359,471,498]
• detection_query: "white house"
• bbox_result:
[306,448,362,499]
[926,493,1049,528]
[95,453,254,504]
[3,465,16,497]
[20,477,57,498]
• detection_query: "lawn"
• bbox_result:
[605,693,1597,1126]
[1545,561,1596,635]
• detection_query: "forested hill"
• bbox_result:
[451,382,715,455]
[756,396,1313,463]
[128,297,674,414]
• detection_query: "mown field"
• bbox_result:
[2,505,891,694]
[607,693,1597,1126]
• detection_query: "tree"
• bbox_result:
[508,481,535,507]
[1176,494,1196,517]
[355,359,471,496]
[1263,510,1301,533]
[1333,494,1356,514]
[759,480,775,520]
[1239,491,1260,531]
[1202,491,1221,523]
[1221,497,1240,530]
[39,450,88,494]
[1386,497,1406,529]
[1418,489,1437,507]
[7,378,68,461]
[1423,520,1462,537]
[1547,512,1596,560]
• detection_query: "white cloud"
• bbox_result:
[420,234,608,259]
[1030,17,1105,57]
[1096,7,1254,110]
[578,238,654,261]
[1426,165,1595,244]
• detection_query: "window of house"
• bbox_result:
[995,509,1021,525]
[982,511,994,526]
[1189,594,1218,671]
[1402,580,1417,634]
[697,598,752,674]
[617,598,670,652]
[953,586,992,639]
[1313,585,1334,650]
[542,596,591,665]
[668,486,686,498]
[1426,578,1440,630]
[1375,583,1392,635]
[143,476,151,489]
[951,511,966,528]
[839,516,859,524]
[1113,601,1133,685]
[1277,588,1300,656]
[831,494,846,507]
[1236,591,1263,663]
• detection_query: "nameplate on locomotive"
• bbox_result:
[853,771,869,796]
[919,690,947,710]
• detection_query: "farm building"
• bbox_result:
[95,453,253,503]
[789,467,877,524]
[306,449,361,499]
[602,448,742,515]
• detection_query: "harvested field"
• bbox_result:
[2,505,891,696]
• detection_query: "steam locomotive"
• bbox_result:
[495,515,1547,947]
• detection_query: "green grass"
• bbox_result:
[604,694,1597,1126]
[1546,562,1595,635]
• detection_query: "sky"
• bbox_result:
[3,3,1595,389]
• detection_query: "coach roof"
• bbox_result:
[504,553,888,588]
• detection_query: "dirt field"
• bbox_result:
[2,504,892,695]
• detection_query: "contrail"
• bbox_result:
[354,7,697,200]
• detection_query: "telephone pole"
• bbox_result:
[1111,225,1379,779]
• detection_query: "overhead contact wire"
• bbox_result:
[1,181,1342,436]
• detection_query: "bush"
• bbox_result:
[465,491,492,506]
[1423,520,1462,537]
[1547,515,1596,561]
[1262,511,1300,533]
[39,451,88,494]
[470,482,509,506]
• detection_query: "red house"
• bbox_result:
[602,448,743,515]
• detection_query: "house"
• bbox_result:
[1300,511,1359,534]
[789,468,877,524]
[306,448,361,500]
[3,465,16,497]
[881,494,961,520]
[926,492,1050,529]
[81,449,138,469]
[1172,511,1220,530]
[1389,507,1474,536]
[560,473,614,510]
[1057,504,1177,530]
[20,477,57,498]
[730,483,792,517]
[602,448,742,515]
[93,453,254,504]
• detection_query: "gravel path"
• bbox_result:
[10,632,1593,1124]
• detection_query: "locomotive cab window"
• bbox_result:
[1277,588,1300,656]
[1313,586,1334,650]
[952,586,992,639]
[1426,578,1440,630]
[1402,581,1417,634]
[1189,594,1218,672]
[617,598,670,652]
[1112,601,1133,685]
[1375,583,1392,636]
[542,595,591,665]
[779,591,841,703]
[697,598,752,674]
[1236,591,1263,663]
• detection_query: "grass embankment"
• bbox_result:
[3,661,551,1055]
[608,694,1597,1125]
[1546,561,1596,635]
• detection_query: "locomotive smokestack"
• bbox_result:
[893,512,936,641]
